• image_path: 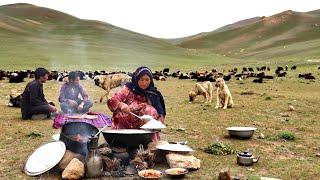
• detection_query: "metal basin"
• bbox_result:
[226,127,256,139]
[59,122,99,156]
[102,129,154,149]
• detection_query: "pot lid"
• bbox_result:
[156,143,194,152]
[238,151,252,157]
[24,141,66,176]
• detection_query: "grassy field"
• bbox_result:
[0,33,237,71]
[0,63,319,179]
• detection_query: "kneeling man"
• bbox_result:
[21,68,57,120]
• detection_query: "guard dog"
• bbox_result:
[215,78,234,109]
[94,73,132,102]
[188,81,213,103]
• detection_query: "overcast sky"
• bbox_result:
[1,0,319,38]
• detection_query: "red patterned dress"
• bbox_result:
[107,86,164,129]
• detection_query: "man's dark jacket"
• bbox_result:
[21,80,48,119]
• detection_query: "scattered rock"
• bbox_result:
[288,105,295,111]
[247,168,255,172]
[98,147,112,156]
[26,131,43,138]
[218,168,231,180]
[62,158,85,180]
[316,153,320,157]
[280,118,289,122]
[240,91,255,95]
[259,133,265,139]
[261,177,282,180]
[166,153,201,169]
[192,129,200,133]
[59,150,84,170]
[280,113,290,117]
[176,127,186,132]
[265,96,272,100]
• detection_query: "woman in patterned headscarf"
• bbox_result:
[107,67,166,140]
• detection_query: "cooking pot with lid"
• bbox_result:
[236,151,260,166]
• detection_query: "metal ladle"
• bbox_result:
[129,112,153,121]
[94,124,109,137]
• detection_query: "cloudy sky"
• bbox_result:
[1,0,319,38]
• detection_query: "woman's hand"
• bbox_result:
[119,103,131,114]
[129,104,146,112]
[118,103,147,114]
[158,115,165,123]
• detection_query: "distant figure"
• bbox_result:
[291,65,297,70]
[21,68,57,120]
[59,71,93,114]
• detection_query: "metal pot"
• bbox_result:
[102,129,154,149]
[59,122,99,156]
[236,151,259,166]
[226,127,256,139]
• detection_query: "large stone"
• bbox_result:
[166,153,201,170]
[218,168,231,180]
[288,105,295,111]
[59,150,83,170]
[62,158,84,179]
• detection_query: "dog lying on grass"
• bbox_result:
[215,78,234,109]
[188,81,213,103]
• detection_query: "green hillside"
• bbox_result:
[178,10,320,60]
[0,3,233,71]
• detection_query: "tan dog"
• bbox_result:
[189,81,213,103]
[94,74,131,102]
[215,78,233,109]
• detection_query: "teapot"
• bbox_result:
[236,151,259,166]
[85,135,103,178]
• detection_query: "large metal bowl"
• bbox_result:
[226,127,256,139]
[59,122,99,156]
[102,129,154,149]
